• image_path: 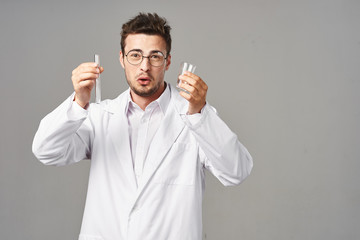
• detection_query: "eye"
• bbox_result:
[150,52,164,61]
[128,51,142,59]
[130,53,140,58]
[151,54,160,59]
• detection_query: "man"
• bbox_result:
[33,13,253,240]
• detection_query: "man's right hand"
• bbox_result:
[71,62,104,108]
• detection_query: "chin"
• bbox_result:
[132,86,158,97]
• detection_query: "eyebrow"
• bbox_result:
[128,49,164,54]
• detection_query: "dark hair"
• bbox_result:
[121,13,172,56]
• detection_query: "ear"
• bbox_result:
[165,54,171,71]
[119,50,125,69]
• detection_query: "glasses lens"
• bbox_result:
[126,50,166,66]
[127,50,142,65]
[149,52,165,66]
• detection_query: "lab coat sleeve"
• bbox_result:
[183,103,253,186]
[32,93,93,166]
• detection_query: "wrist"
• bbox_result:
[74,96,89,109]
[188,102,205,115]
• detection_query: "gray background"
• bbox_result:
[1,0,359,239]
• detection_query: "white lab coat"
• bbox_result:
[32,83,253,240]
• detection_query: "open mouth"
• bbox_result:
[137,76,151,85]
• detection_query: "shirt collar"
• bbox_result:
[125,82,171,114]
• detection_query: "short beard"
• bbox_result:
[129,81,161,97]
[126,75,162,97]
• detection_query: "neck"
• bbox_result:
[130,82,166,110]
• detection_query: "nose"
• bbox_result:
[140,56,151,72]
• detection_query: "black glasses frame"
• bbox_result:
[125,50,168,67]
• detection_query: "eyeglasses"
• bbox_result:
[125,50,167,67]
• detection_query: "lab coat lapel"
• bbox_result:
[105,94,137,190]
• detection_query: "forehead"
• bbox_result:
[124,34,166,53]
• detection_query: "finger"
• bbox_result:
[179,90,191,101]
[183,70,197,78]
[178,81,198,96]
[179,88,202,105]
[76,72,99,82]
[178,76,207,95]
[179,73,207,91]
[78,66,101,74]
[73,62,99,75]
[78,79,95,87]
[78,65,104,75]
[79,62,99,68]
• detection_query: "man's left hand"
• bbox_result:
[178,71,208,115]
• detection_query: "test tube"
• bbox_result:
[94,54,101,103]
[177,62,196,94]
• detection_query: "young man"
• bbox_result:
[33,13,253,240]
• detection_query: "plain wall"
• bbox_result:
[1,0,359,239]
